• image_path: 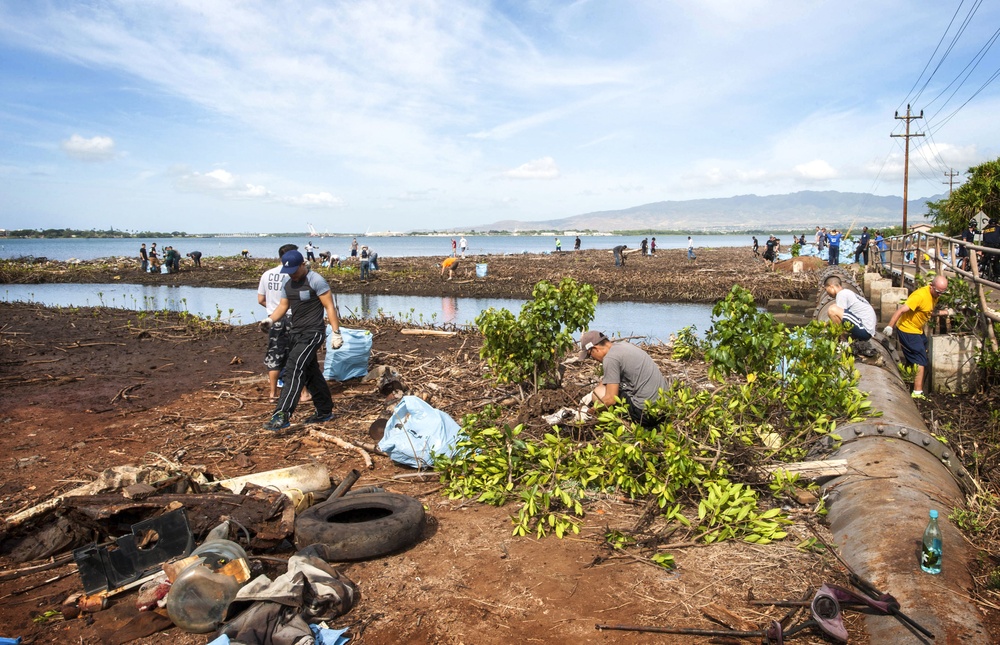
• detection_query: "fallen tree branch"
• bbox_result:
[309,429,375,469]
[401,329,458,336]
[0,552,81,583]
[111,383,143,404]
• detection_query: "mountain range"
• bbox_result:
[474,190,942,233]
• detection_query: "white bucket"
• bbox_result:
[476,263,488,278]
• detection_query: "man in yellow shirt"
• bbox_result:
[883,275,949,399]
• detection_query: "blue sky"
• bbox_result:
[1,1,999,234]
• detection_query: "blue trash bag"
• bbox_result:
[323,328,372,381]
[378,396,460,468]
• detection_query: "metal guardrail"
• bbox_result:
[878,230,999,349]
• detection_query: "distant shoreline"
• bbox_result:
[2,228,854,240]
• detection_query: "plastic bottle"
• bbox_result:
[165,539,249,633]
[920,509,943,574]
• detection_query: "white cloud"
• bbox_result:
[172,168,257,197]
[794,160,837,180]
[61,134,116,161]
[170,166,343,208]
[392,190,437,202]
[285,192,344,208]
[500,157,559,180]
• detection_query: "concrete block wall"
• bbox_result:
[880,287,909,323]
[869,278,893,322]
[930,335,982,394]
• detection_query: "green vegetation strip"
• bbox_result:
[435,282,875,568]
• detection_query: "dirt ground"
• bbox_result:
[1,247,823,304]
[0,301,876,645]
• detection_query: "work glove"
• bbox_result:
[329,329,344,349]
[882,325,893,337]
[259,317,273,332]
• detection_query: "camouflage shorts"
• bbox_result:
[264,319,290,370]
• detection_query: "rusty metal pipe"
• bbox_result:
[815,269,990,643]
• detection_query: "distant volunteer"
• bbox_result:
[441,256,460,279]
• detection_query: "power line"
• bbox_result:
[923,25,1000,124]
[899,0,969,110]
[926,62,1000,134]
[911,0,985,107]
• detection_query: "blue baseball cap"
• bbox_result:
[280,250,305,274]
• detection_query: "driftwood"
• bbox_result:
[762,459,848,480]
[701,602,758,631]
[400,329,459,337]
[0,551,80,582]
[310,429,375,469]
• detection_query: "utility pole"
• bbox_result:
[891,104,924,232]
[943,169,960,196]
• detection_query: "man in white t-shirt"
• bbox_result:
[460,236,467,258]
[823,275,878,357]
[257,244,298,400]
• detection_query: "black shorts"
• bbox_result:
[897,330,928,367]
[627,400,664,428]
[264,319,291,370]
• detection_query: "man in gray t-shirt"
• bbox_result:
[260,250,344,430]
[578,330,670,427]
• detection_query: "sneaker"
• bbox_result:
[302,411,334,424]
[911,391,926,400]
[263,411,290,431]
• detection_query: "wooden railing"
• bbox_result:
[877,230,999,348]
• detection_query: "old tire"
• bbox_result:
[294,492,426,560]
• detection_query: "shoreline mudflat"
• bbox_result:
[1,247,827,304]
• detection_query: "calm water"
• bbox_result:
[0,234,776,262]
[0,283,716,342]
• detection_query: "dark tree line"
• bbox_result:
[3,229,188,239]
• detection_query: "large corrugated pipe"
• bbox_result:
[814,268,989,643]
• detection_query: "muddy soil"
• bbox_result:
[1,248,825,304]
[0,302,873,645]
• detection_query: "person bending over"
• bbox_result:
[884,275,950,399]
[823,276,877,357]
[441,256,460,279]
[579,330,669,427]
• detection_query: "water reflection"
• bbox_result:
[441,297,458,324]
[1,283,716,341]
